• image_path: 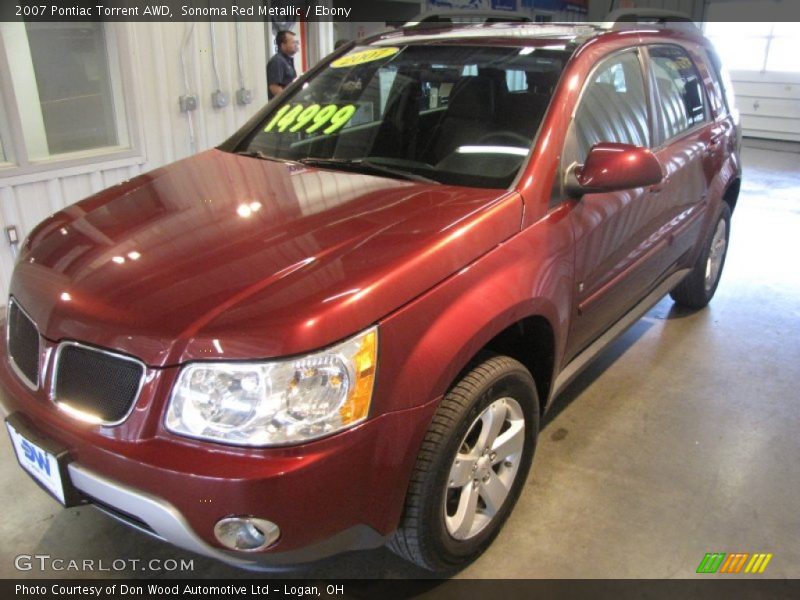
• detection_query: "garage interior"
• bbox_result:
[1,0,799,580]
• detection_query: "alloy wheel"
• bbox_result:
[704,218,728,292]
[444,397,526,540]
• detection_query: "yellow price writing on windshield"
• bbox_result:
[330,47,399,69]
[264,103,357,135]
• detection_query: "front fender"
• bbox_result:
[369,204,574,534]
[374,203,575,416]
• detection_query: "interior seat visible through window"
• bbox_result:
[426,75,497,162]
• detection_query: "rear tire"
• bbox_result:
[670,203,731,309]
[388,355,539,572]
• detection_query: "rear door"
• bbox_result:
[643,44,714,271]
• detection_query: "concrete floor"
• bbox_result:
[1,142,798,580]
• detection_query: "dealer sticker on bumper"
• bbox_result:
[6,421,66,504]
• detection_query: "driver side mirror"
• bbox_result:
[565,142,664,198]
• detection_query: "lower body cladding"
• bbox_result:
[0,367,440,569]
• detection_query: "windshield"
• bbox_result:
[235,44,571,189]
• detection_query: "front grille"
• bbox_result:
[7,299,40,389]
[52,343,145,424]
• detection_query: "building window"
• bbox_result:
[0,22,134,172]
[763,23,800,72]
[705,22,800,73]
[26,23,120,155]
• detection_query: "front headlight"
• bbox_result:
[165,327,377,446]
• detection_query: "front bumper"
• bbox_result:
[0,336,438,568]
[67,462,387,568]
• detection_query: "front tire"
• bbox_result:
[389,355,539,572]
[670,203,731,309]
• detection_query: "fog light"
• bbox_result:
[214,517,280,552]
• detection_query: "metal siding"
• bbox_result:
[730,71,800,142]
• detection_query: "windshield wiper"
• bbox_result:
[297,157,438,184]
[234,150,292,164]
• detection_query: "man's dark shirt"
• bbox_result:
[267,51,296,99]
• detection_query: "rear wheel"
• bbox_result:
[389,355,539,572]
[670,203,731,309]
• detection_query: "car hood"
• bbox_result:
[11,149,522,366]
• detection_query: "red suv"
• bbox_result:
[2,21,740,572]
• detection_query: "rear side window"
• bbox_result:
[705,44,736,116]
[698,48,726,117]
[649,45,707,141]
[572,50,649,163]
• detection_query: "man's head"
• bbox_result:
[276,30,299,56]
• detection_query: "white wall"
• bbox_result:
[703,4,800,142]
[0,21,273,301]
[587,0,705,21]
[729,71,800,142]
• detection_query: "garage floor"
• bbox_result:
[1,142,798,580]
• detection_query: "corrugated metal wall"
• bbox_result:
[0,21,273,301]
[730,71,800,142]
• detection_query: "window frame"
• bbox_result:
[0,22,144,184]
[643,43,711,149]
[0,120,15,169]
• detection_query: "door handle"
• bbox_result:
[649,176,668,194]
[707,130,724,146]
[703,135,723,158]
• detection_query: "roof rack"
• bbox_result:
[600,8,699,31]
[404,10,533,28]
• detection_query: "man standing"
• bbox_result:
[267,30,299,100]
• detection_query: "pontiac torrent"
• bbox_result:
[1,21,740,572]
